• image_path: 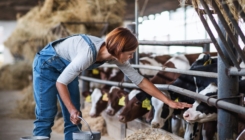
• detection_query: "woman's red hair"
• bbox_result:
[105,27,138,59]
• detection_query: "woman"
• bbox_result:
[32,27,192,139]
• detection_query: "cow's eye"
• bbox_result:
[135,101,141,106]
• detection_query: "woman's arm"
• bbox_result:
[56,82,81,124]
[138,78,192,109]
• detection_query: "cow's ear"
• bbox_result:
[203,54,211,62]
[82,91,91,97]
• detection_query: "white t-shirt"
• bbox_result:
[54,35,144,85]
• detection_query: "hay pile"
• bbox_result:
[0,61,32,90]
[4,0,125,63]
[190,0,245,30]
[12,84,62,119]
[53,104,107,135]
[124,128,174,140]
[12,84,35,119]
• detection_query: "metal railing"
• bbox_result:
[80,76,245,116]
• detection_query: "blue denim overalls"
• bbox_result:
[32,34,103,140]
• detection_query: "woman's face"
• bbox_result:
[119,49,136,63]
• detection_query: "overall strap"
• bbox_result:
[80,34,97,63]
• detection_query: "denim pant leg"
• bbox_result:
[32,54,58,137]
[57,77,81,140]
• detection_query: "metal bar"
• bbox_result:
[229,67,245,76]
[134,0,139,65]
[222,3,245,44]
[203,44,210,52]
[79,76,245,116]
[200,0,241,70]
[139,0,149,17]
[212,0,245,64]
[217,15,239,139]
[168,85,244,115]
[100,64,218,78]
[139,39,212,46]
[120,123,126,140]
[196,9,230,68]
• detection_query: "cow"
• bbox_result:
[183,83,218,123]
[145,54,218,139]
[149,52,216,85]
[117,52,217,125]
[105,86,130,116]
[118,89,152,123]
[148,91,174,129]
[139,54,172,77]
[82,68,124,117]
[183,81,245,140]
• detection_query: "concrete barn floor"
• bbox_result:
[0,90,114,140]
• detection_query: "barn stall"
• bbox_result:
[80,0,245,139]
[0,0,245,140]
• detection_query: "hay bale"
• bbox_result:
[0,61,32,90]
[12,83,63,119]
[4,0,125,62]
[12,84,36,119]
[124,128,174,140]
[52,117,64,133]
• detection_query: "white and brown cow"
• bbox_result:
[118,89,151,123]
[117,53,217,124]
[82,69,124,117]
[139,54,172,77]
[105,86,130,116]
[146,54,218,139]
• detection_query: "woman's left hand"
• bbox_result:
[168,100,192,109]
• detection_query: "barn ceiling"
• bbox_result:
[0,0,185,21]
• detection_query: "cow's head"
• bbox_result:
[183,83,218,123]
[105,86,128,116]
[139,57,162,76]
[146,91,174,128]
[118,89,151,123]
[89,88,108,117]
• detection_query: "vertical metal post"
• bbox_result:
[81,70,90,109]
[217,20,239,140]
[81,71,90,92]
[121,1,140,139]
[184,6,187,52]
[134,0,139,65]
[203,44,210,52]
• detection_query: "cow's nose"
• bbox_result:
[183,112,189,118]
[89,113,97,118]
[118,115,125,122]
[146,118,152,123]
[151,123,160,128]
[106,109,114,116]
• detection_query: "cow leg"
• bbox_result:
[202,121,217,140]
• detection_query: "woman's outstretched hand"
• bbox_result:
[168,100,192,109]
[70,109,81,125]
